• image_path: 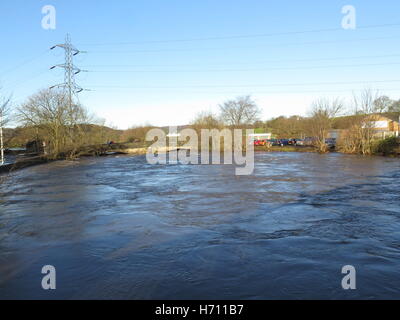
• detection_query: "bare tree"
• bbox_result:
[17,89,90,157]
[337,89,384,155]
[191,111,222,130]
[352,88,379,115]
[308,97,343,152]
[0,89,12,164]
[351,88,380,154]
[373,96,393,113]
[219,96,261,127]
[0,90,12,128]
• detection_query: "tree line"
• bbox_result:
[1,88,399,158]
[189,89,400,154]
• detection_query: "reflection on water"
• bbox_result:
[0,153,399,299]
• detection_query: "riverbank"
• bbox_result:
[255,145,318,153]
[1,141,399,175]
[0,156,51,174]
[0,143,187,175]
[255,139,400,157]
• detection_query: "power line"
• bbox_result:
[85,35,400,54]
[86,79,400,89]
[3,28,400,105]
[84,53,400,68]
[78,22,400,46]
[85,88,400,95]
[2,69,50,92]
[87,61,400,73]
[0,49,50,77]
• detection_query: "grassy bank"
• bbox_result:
[255,145,318,153]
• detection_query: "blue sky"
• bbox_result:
[1,0,400,128]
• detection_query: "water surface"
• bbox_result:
[0,153,399,299]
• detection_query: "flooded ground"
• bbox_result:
[0,152,399,299]
[0,155,15,166]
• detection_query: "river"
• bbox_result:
[0,152,399,299]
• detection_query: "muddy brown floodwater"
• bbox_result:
[0,152,399,299]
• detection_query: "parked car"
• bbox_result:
[278,139,290,146]
[295,139,305,146]
[268,139,280,146]
[254,139,267,146]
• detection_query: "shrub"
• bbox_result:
[372,136,399,155]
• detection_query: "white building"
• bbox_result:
[248,133,272,140]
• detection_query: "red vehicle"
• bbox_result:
[254,139,267,146]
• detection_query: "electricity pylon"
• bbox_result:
[49,34,86,107]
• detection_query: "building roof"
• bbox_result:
[332,113,400,129]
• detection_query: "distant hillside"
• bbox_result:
[79,124,123,138]
[3,124,123,148]
[159,125,191,132]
